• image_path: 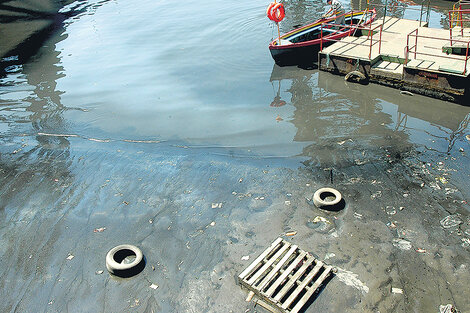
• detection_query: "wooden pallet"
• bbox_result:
[238,238,334,313]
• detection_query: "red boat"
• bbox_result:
[269,9,377,66]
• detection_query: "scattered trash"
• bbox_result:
[392,287,403,294]
[337,139,352,145]
[416,248,426,253]
[241,255,250,261]
[370,191,382,199]
[150,283,159,290]
[466,135,470,141]
[285,231,297,236]
[400,90,414,96]
[440,215,463,228]
[66,254,74,260]
[324,252,336,260]
[95,270,104,275]
[437,177,448,184]
[245,291,255,302]
[385,206,397,215]
[336,268,369,293]
[353,212,363,219]
[93,227,106,233]
[393,239,412,251]
[312,216,330,224]
[439,304,460,313]
[275,115,283,122]
[461,238,470,247]
[211,203,223,209]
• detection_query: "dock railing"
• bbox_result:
[320,17,383,60]
[405,28,470,75]
[368,0,430,27]
[449,8,470,39]
[451,0,470,29]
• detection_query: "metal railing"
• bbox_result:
[405,28,470,75]
[451,0,470,28]
[449,9,470,39]
[367,0,430,27]
[319,19,383,60]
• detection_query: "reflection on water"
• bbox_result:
[1,0,470,311]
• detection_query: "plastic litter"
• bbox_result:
[439,304,460,313]
[440,215,463,228]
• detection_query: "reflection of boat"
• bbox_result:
[269,9,376,67]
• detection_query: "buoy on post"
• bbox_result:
[267,1,285,45]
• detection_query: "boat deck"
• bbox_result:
[318,16,470,102]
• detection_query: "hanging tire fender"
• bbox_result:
[345,70,366,83]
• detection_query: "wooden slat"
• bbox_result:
[247,241,291,285]
[289,266,333,313]
[281,261,324,310]
[273,256,315,302]
[264,251,307,297]
[239,238,283,280]
[256,245,298,292]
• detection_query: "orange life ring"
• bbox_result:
[267,2,285,23]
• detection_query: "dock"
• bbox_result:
[318,16,470,102]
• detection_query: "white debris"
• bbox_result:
[440,215,463,228]
[439,304,458,313]
[150,283,159,290]
[66,254,74,260]
[353,212,363,219]
[324,253,336,260]
[312,216,329,224]
[392,287,403,294]
[393,239,412,251]
[336,268,369,293]
[211,203,222,209]
[241,255,250,261]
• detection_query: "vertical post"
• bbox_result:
[320,24,323,51]
[426,0,430,25]
[465,42,469,75]
[414,29,418,59]
[379,24,383,54]
[419,2,423,27]
[449,12,453,47]
[383,0,388,26]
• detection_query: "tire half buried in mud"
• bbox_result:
[313,187,345,211]
[106,244,145,278]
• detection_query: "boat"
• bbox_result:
[269,9,377,67]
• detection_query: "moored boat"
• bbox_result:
[269,9,377,67]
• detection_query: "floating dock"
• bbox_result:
[318,16,470,102]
